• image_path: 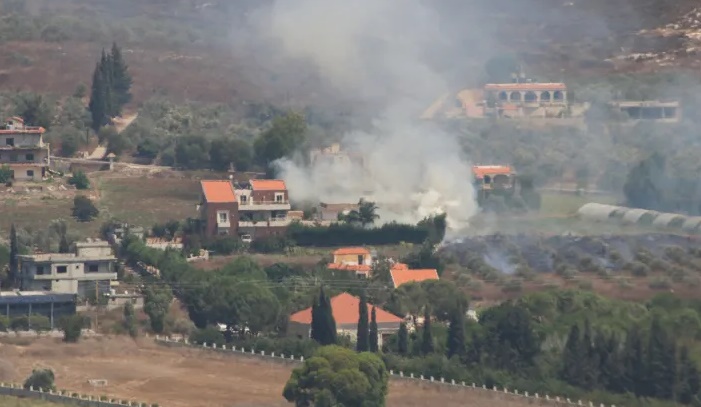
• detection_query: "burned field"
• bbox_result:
[440,234,701,298]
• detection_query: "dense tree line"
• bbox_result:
[560,317,700,404]
[88,43,132,130]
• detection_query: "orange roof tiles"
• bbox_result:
[289,292,403,325]
[250,179,287,191]
[390,268,439,288]
[333,247,370,256]
[484,83,567,91]
[328,263,372,276]
[200,180,236,203]
[391,263,409,270]
[472,165,513,178]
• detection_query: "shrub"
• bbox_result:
[23,368,55,392]
[630,261,650,277]
[0,316,9,331]
[59,314,84,342]
[204,236,245,255]
[649,277,672,290]
[502,279,522,293]
[189,326,225,346]
[251,235,292,254]
[68,170,90,189]
[10,315,50,331]
[0,165,12,184]
[72,195,99,222]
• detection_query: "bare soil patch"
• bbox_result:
[0,337,548,407]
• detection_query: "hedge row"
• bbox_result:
[286,222,429,247]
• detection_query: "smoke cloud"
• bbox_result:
[256,0,480,233]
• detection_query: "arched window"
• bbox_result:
[498,91,508,101]
[553,91,564,101]
[524,91,537,102]
[540,91,551,102]
[509,92,521,102]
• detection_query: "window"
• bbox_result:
[36,266,45,275]
[240,195,248,204]
[5,138,14,146]
[56,266,67,274]
[88,264,99,273]
[275,193,284,203]
[26,170,34,177]
[9,154,17,162]
[218,229,229,236]
[25,153,34,161]
[358,255,364,264]
[218,211,229,223]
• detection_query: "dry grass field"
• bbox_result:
[0,337,546,407]
[0,396,73,407]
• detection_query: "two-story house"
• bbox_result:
[327,247,374,277]
[235,179,291,240]
[0,116,50,181]
[18,239,117,298]
[199,180,239,238]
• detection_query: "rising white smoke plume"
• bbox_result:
[257,0,479,232]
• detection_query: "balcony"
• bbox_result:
[237,200,291,211]
[239,218,291,228]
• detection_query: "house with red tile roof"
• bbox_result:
[199,178,293,240]
[0,116,49,181]
[234,179,291,241]
[327,247,374,278]
[199,180,239,238]
[389,263,439,288]
[288,292,403,347]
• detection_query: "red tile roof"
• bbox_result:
[333,247,370,256]
[200,180,236,203]
[289,292,403,325]
[472,165,513,179]
[484,83,567,91]
[390,268,439,288]
[328,263,372,276]
[250,179,287,191]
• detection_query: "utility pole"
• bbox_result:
[94,280,99,333]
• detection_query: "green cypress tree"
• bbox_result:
[100,50,116,117]
[622,325,647,396]
[599,332,623,393]
[464,331,482,365]
[369,306,378,353]
[647,316,676,400]
[319,287,337,345]
[446,304,465,359]
[310,292,321,344]
[421,307,434,355]
[9,224,18,288]
[88,63,109,131]
[560,324,583,386]
[581,319,598,389]
[397,322,408,356]
[677,346,701,404]
[356,292,369,352]
[110,42,132,108]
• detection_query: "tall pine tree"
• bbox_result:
[397,322,408,356]
[647,316,676,400]
[88,63,109,131]
[357,292,369,352]
[580,319,598,390]
[622,325,647,397]
[560,324,583,386]
[421,307,434,355]
[369,306,378,352]
[110,42,133,107]
[310,287,336,346]
[9,224,18,288]
[677,346,701,404]
[446,304,465,359]
[87,43,132,131]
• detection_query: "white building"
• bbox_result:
[19,239,117,298]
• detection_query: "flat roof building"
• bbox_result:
[18,239,117,299]
[0,291,76,329]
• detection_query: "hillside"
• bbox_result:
[1,0,700,110]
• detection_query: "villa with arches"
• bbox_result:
[482,82,569,118]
